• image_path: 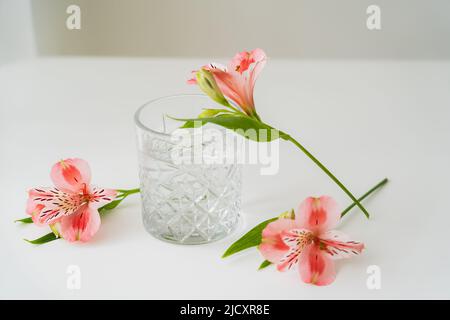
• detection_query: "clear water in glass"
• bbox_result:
[135,95,242,244]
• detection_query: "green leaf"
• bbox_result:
[15,217,33,223]
[98,188,140,216]
[199,108,232,118]
[258,260,272,270]
[173,114,284,142]
[180,120,200,129]
[222,217,278,258]
[24,232,59,245]
[98,198,123,214]
[180,109,230,129]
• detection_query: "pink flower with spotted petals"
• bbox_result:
[259,196,364,286]
[187,49,267,118]
[26,158,117,242]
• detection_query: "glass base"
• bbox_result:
[139,162,242,245]
[142,211,242,245]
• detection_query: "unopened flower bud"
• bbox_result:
[278,209,295,219]
[196,69,230,107]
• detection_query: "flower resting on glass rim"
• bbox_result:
[184,48,372,218]
[188,48,266,120]
[259,196,364,286]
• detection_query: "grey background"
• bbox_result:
[1,0,450,65]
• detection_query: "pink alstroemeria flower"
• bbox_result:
[259,196,364,286]
[26,158,116,242]
[188,48,267,117]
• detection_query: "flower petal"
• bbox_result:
[59,206,101,242]
[319,230,365,259]
[188,50,265,116]
[250,48,267,63]
[295,196,340,234]
[188,63,228,85]
[206,62,227,72]
[259,218,297,263]
[276,229,313,272]
[28,188,86,225]
[230,49,266,75]
[50,158,91,193]
[248,48,267,89]
[88,187,117,209]
[187,70,198,84]
[298,243,336,286]
[210,68,247,107]
[26,198,45,226]
[230,51,255,74]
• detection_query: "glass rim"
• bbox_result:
[134,93,208,137]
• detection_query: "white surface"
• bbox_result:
[0,57,449,299]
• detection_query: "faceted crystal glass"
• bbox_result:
[134,94,242,244]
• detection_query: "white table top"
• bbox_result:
[1,57,449,299]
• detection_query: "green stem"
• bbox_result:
[225,103,242,114]
[252,111,262,122]
[341,178,388,217]
[279,131,371,218]
[98,188,140,215]
[117,188,140,196]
